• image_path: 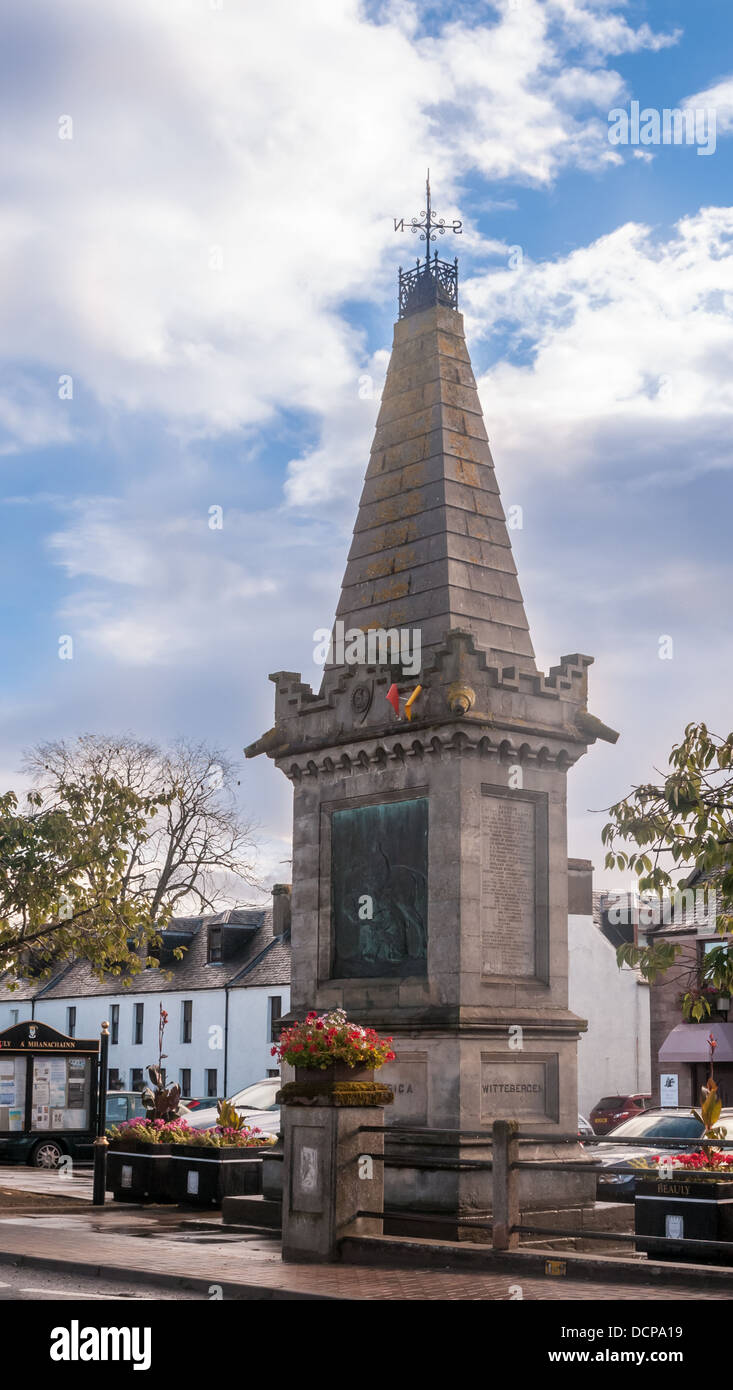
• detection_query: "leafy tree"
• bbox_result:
[0,734,259,985]
[0,777,171,982]
[602,721,733,1020]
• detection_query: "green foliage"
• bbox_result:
[105,1119,274,1148]
[141,1066,182,1123]
[0,777,172,983]
[605,723,733,1015]
[0,732,259,987]
[216,1098,245,1131]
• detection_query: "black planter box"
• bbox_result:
[106,1142,271,1206]
[106,1144,172,1201]
[166,1145,267,1205]
[635,1175,733,1264]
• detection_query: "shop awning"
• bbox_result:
[659,1021,733,1065]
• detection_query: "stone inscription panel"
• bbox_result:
[481,793,536,977]
[379,1052,428,1127]
[480,1055,558,1123]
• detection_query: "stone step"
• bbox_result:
[222,1195,282,1230]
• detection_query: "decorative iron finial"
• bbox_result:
[394,169,462,248]
[394,172,462,319]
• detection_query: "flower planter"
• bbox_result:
[106,1139,273,1206]
[166,1144,272,1206]
[106,1143,172,1202]
[294,1063,374,1082]
[635,1174,733,1264]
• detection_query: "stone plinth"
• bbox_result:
[279,1076,391,1263]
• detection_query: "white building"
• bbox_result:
[0,868,648,1118]
[0,887,291,1100]
[567,862,650,1116]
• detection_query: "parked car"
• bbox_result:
[1,1090,177,1169]
[578,1113,594,1139]
[104,1091,147,1127]
[590,1093,652,1134]
[104,1091,190,1128]
[594,1107,733,1201]
[182,1097,222,1112]
[188,1077,281,1135]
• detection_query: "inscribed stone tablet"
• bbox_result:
[380,1052,428,1126]
[481,794,536,976]
[480,1058,548,1122]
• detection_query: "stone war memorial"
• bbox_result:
[247,179,619,1243]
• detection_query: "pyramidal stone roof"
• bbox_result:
[335,301,537,675]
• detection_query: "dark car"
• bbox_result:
[183,1097,222,1112]
[594,1107,733,1201]
[104,1091,147,1128]
[590,1093,652,1134]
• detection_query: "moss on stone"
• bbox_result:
[277,1080,394,1108]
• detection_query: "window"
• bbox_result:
[108,1067,121,1091]
[207,927,223,964]
[131,1068,144,1092]
[110,1004,119,1045]
[266,1069,279,1079]
[66,1006,76,1038]
[10,1009,18,1027]
[180,1068,191,1097]
[133,1002,144,1045]
[181,999,192,1044]
[268,995,282,1042]
[205,1069,218,1098]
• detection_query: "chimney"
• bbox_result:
[272,884,291,938]
[567,859,593,915]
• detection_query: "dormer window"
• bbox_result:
[207,926,223,964]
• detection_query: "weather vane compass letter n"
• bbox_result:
[394,170,462,319]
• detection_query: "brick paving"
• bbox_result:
[0,1210,725,1300]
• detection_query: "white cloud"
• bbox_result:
[463,205,733,481]
[0,0,675,451]
[685,76,733,134]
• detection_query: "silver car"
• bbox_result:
[187,1077,281,1135]
[594,1107,733,1201]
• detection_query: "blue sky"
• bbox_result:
[2,0,733,895]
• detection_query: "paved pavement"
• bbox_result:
[0,1264,203,1300]
[0,1164,93,1201]
[0,1207,727,1300]
[0,1164,727,1301]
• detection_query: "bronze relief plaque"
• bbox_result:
[330,797,428,979]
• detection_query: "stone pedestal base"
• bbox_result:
[280,1077,392,1263]
[376,1029,596,1233]
[381,1132,595,1241]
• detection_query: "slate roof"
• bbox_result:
[0,908,291,1002]
[593,887,721,941]
[230,935,292,988]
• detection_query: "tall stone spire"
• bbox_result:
[336,300,537,674]
[246,182,620,1234]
